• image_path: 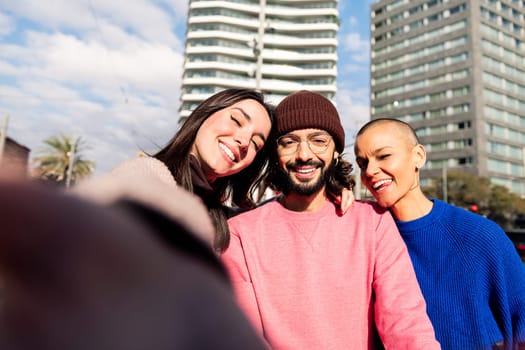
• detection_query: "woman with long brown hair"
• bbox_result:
[112,88,276,253]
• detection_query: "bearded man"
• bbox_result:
[221,90,440,350]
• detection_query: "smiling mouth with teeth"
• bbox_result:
[373,179,392,190]
[296,168,316,174]
[219,142,236,162]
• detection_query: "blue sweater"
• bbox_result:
[395,199,525,350]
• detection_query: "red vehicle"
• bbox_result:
[505,230,525,263]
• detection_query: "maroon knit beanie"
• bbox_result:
[275,90,345,152]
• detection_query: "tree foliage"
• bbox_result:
[32,133,95,186]
[422,170,525,229]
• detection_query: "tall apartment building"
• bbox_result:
[180,0,339,122]
[370,0,525,196]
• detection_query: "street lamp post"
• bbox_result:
[442,161,448,203]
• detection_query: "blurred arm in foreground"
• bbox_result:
[0,172,265,350]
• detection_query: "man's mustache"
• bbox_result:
[286,160,324,169]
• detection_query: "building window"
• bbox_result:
[458,157,473,165]
[458,121,471,129]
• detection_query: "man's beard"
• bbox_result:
[276,159,334,196]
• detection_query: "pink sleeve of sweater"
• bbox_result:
[372,211,440,349]
[221,229,264,336]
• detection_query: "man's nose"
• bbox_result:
[296,140,314,161]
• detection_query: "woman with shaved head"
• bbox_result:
[354,118,525,350]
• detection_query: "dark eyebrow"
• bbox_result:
[232,107,267,143]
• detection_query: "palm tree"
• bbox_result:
[32,133,95,187]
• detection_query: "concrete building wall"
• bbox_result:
[370,0,525,196]
[180,0,339,124]
[1,137,30,176]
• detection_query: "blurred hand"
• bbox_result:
[0,178,265,350]
[332,187,355,215]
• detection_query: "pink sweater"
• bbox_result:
[222,198,440,350]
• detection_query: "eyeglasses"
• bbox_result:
[276,133,332,155]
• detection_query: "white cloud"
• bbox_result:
[1,0,182,48]
[0,0,184,174]
[158,0,188,21]
[336,23,370,136]
[336,86,370,146]
[0,12,14,38]
[340,62,368,74]
[336,87,369,165]
[1,0,373,176]
[348,16,358,27]
[337,29,370,90]
[341,32,370,60]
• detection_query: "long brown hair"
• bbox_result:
[154,89,276,252]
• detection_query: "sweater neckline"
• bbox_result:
[394,199,445,235]
[274,196,337,219]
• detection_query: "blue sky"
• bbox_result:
[0,0,372,173]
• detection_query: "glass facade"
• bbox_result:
[371,0,525,196]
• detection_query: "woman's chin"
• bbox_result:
[375,196,395,209]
